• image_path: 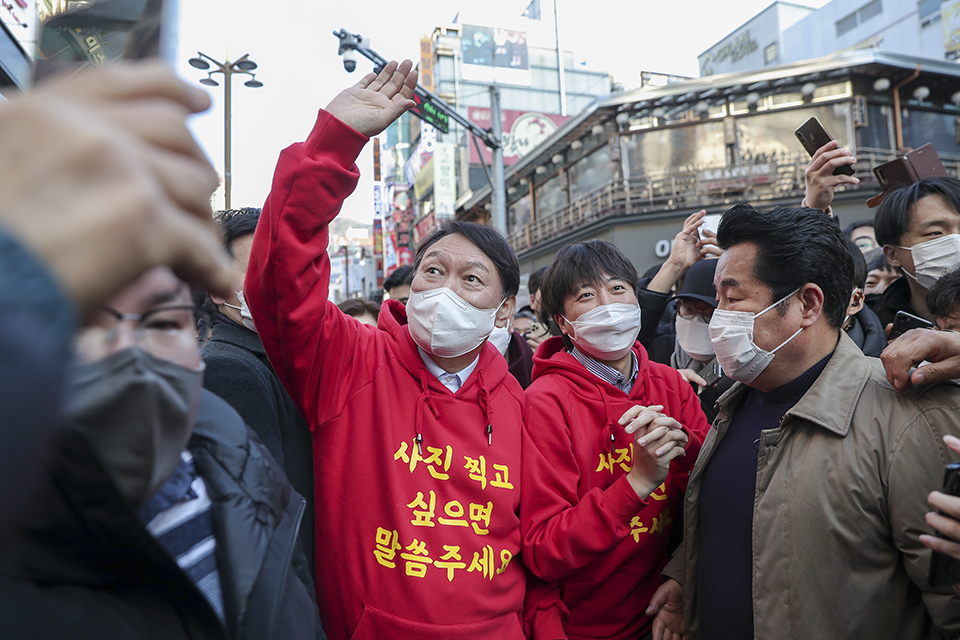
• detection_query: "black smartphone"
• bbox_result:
[794,117,856,176]
[699,357,722,388]
[890,310,934,340]
[929,462,960,587]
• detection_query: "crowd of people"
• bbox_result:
[4,57,960,640]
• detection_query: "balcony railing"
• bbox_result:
[507,148,960,254]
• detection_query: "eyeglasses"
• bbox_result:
[676,301,715,321]
[74,305,211,366]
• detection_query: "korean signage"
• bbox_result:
[460,24,531,85]
[467,108,569,165]
[697,163,775,192]
[433,143,456,217]
[945,0,960,52]
[420,36,434,92]
[699,29,759,77]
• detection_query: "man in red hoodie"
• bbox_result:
[244,61,528,639]
[521,239,709,640]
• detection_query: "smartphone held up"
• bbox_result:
[795,117,856,176]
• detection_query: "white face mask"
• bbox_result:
[225,290,257,332]
[708,288,802,384]
[407,287,505,358]
[675,314,715,361]
[562,303,641,361]
[487,323,512,357]
[897,234,960,289]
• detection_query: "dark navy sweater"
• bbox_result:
[695,352,832,640]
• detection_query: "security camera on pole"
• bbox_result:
[333,28,507,234]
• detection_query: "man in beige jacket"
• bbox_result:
[648,204,960,640]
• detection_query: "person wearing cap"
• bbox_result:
[653,259,734,424]
[519,239,708,640]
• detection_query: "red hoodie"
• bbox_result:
[521,337,708,640]
[245,110,526,640]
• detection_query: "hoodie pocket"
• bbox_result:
[349,605,525,640]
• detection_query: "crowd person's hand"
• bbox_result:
[0,62,233,315]
[803,140,859,212]
[524,322,551,351]
[697,228,722,259]
[880,329,960,390]
[324,60,417,137]
[648,210,711,294]
[647,578,686,640]
[676,368,708,392]
[620,405,688,498]
[920,434,960,597]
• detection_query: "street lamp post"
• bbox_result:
[188,52,263,210]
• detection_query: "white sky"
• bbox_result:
[177,0,831,224]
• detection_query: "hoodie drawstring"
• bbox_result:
[477,369,494,446]
[599,392,616,455]
[415,369,441,455]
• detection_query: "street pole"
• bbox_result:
[490,85,507,234]
[223,67,232,209]
[188,52,263,211]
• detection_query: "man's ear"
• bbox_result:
[798,283,826,327]
[210,293,226,306]
[883,244,902,269]
[848,288,865,316]
[496,296,516,327]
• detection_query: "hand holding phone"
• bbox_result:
[929,462,960,587]
[890,310,934,340]
[795,118,856,177]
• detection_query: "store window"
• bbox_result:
[535,174,567,218]
[902,109,960,156]
[764,43,778,65]
[508,195,532,234]
[624,121,727,178]
[568,146,618,200]
[736,104,849,163]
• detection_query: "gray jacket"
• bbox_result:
[665,331,960,639]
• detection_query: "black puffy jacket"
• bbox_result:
[0,390,322,640]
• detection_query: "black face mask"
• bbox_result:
[65,347,204,508]
[864,292,882,309]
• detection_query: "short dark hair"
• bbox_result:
[843,219,874,241]
[414,221,520,298]
[846,240,867,289]
[216,208,261,257]
[927,267,960,320]
[338,297,380,319]
[383,266,414,293]
[874,177,960,247]
[527,266,548,297]
[716,205,853,329]
[539,240,639,330]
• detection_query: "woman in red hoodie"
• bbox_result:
[521,240,709,640]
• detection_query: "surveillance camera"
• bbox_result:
[343,50,357,73]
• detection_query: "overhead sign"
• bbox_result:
[410,92,451,134]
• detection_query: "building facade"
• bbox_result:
[701,0,959,78]
[374,19,612,283]
[456,50,960,279]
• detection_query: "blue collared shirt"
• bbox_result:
[569,347,639,393]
